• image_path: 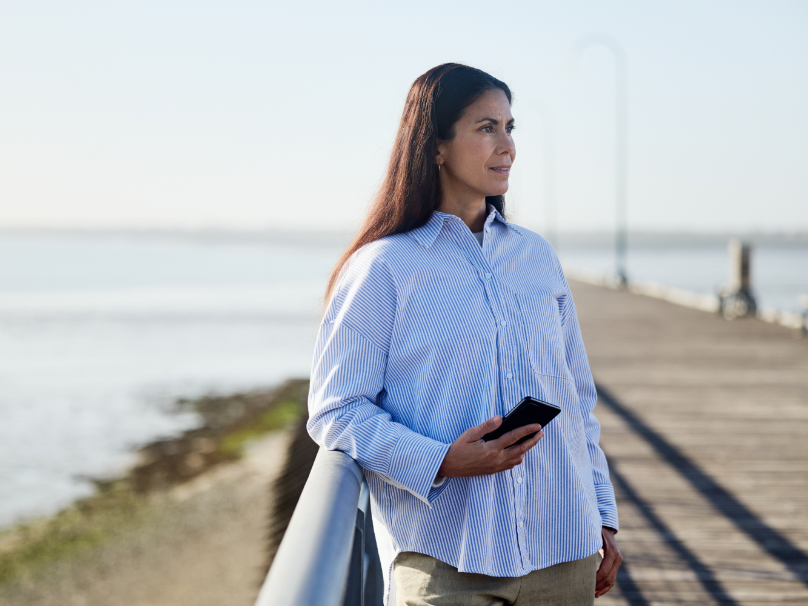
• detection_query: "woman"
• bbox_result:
[308,63,622,606]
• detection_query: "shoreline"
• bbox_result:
[0,379,309,592]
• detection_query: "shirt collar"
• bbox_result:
[408,204,518,248]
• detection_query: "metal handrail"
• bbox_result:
[255,448,384,606]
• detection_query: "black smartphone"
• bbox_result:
[482,397,561,448]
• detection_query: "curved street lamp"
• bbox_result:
[569,33,629,286]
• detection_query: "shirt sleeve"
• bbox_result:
[555,259,620,531]
[307,248,451,506]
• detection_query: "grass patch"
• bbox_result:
[219,401,302,456]
[0,480,147,585]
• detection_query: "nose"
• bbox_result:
[497,130,515,159]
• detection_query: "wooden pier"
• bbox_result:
[571,280,808,605]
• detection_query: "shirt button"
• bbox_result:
[506,372,513,379]
[517,476,523,484]
[500,320,506,326]
[485,272,492,280]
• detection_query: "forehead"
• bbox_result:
[461,89,513,122]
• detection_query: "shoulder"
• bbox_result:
[502,222,567,286]
[334,234,418,305]
[353,233,412,261]
[506,222,547,245]
[343,235,408,279]
[344,231,429,278]
[506,223,558,257]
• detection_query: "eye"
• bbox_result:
[507,125,515,134]
[480,124,494,133]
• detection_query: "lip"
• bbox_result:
[490,166,511,175]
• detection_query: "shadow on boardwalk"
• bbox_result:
[570,280,808,605]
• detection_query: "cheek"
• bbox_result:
[456,142,494,177]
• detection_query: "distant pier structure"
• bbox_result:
[719,238,757,320]
[802,295,808,337]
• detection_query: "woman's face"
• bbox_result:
[436,89,515,201]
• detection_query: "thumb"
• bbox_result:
[465,415,502,441]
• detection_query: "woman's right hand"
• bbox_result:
[436,416,544,478]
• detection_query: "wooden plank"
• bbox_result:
[569,280,808,605]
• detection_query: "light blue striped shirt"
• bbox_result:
[308,205,618,599]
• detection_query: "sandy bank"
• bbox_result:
[0,429,290,606]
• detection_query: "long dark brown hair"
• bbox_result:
[324,63,512,303]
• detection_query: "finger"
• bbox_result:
[595,569,617,597]
[464,415,502,442]
[502,449,531,470]
[494,424,541,451]
[595,570,613,592]
[516,430,544,454]
[501,433,542,467]
[502,437,538,466]
[595,568,614,594]
[596,548,616,584]
[497,458,524,474]
[494,423,542,450]
[595,557,620,596]
[595,582,614,599]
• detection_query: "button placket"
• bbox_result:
[515,505,530,569]
[500,326,513,390]
[481,266,518,401]
[470,232,531,573]
[512,464,529,569]
[453,216,533,573]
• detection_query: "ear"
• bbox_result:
[435,140,447,167]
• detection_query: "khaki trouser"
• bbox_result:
[394,551,601,606]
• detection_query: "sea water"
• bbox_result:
[0,233,340,527]
[0,232,806,527]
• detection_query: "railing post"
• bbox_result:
[342,506,365,606]
[362,497,384,606]
[343,481,384,606]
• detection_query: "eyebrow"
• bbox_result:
[475,117,515,125]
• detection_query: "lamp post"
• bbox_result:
[533,101,557,251]
[569,33,629,286]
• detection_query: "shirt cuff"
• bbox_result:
[595,483,619,531]
[431,476,447,488]
[388,431,451,506]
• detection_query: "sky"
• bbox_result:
[1,1,806,234]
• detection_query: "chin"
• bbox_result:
[486,183,509,197]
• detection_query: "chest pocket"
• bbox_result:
[515,291,573,382]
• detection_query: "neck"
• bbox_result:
[436,180,487,232]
